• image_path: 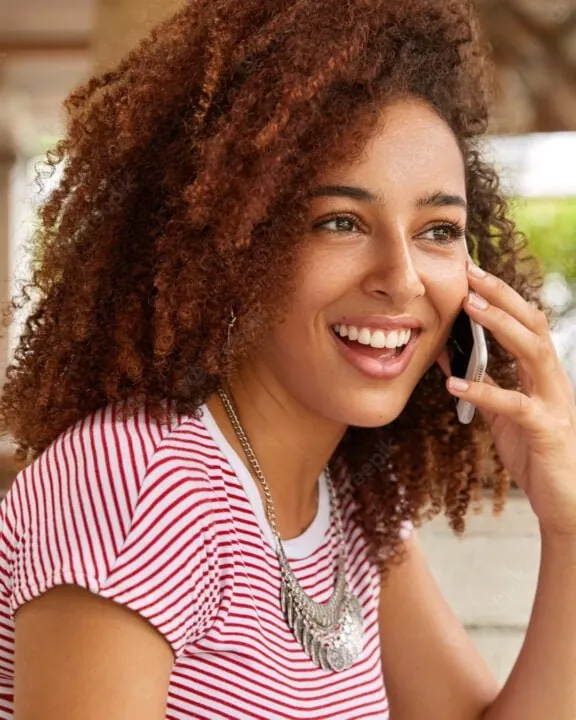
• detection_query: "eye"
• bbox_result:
[418,222,466,245]
[313,213,363,234]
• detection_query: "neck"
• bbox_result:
[206,367,347,538]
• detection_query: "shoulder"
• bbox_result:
[6,399,217,525]
[3,400,230,566]
[3,400,225,656]
[2,398,227,587]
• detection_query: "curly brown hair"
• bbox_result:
[0,0,545,571]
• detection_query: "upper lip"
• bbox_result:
[332,316,423,332]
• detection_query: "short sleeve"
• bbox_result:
[5,406,220,660]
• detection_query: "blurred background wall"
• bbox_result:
[0,0,575,684]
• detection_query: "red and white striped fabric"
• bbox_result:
[0,400,392,719]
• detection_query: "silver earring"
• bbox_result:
[227,309,237,349]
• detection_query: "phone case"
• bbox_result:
[456,316,488,424]
[457,245,489,424]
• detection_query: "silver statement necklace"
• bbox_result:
[217,387,364,672]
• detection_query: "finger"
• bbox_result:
[463,372,499,425]
[481,372,498,388]
[447,375,541,431]
[467,262,549,336]
[480,374,501,424]
[463,293,563,403]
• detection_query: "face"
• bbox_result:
[241,97,469,428]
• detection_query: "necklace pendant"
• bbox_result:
[324,592,364,672]
[303,625,314,656]
[282,578,364,672]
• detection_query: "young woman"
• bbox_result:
[0,0,575,718]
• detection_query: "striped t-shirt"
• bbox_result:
[0,400,398,719]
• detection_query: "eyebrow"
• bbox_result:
[310,185,468,211]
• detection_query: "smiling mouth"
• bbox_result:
[333,332,404,360]
[331,325,418,361]
[328,324,422,381]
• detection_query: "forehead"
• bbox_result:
[321,98,466,199]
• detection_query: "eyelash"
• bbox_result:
[314,213,466,246]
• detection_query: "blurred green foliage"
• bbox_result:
[510,197,576,285]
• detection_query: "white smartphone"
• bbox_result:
[449,252,489,424]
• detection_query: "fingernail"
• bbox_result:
[448,377,470,392]
[467,262,486,278]
[468,292,489,310]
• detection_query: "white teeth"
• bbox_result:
[370,330,386,349]
[385,330,399,349]
[357,328,371,345]
[333,324,413,349]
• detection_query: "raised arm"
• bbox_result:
[379,530,499,719]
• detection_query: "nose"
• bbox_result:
[362,232,425,307]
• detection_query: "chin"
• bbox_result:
[342,407,407,429]
[326,389,412,429]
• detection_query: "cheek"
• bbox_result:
[423,262,469,317]
[268,256,356,354]
[291,249,360,314]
